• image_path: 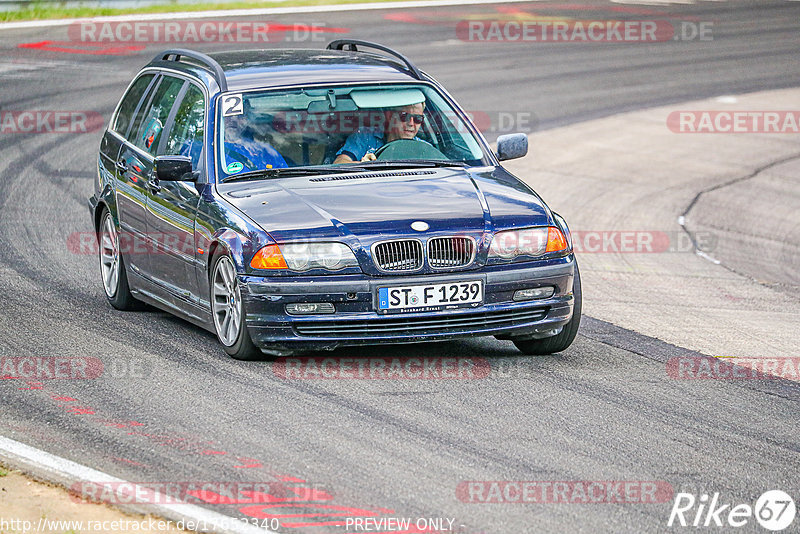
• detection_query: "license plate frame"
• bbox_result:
[377,280,484,314]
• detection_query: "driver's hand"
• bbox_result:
[361,152,377,162]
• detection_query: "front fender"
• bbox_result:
[209,228,249,273]
[205,225,276,277]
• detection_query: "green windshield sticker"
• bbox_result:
[226,162,244,174]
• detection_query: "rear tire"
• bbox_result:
[210,251,262,361]
[512,262,582,355]
[99,208,139,311]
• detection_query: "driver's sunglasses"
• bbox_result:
[396,111,425,125]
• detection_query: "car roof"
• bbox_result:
[146,48,427,93]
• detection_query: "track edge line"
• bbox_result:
[0,435,274,534]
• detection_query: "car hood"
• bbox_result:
[218,166,552,243]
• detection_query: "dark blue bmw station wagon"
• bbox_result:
[90,41,581,360]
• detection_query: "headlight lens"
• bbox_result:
[251,242,358,272]
[489,227,569,260]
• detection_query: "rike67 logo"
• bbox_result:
[668,490,796,531]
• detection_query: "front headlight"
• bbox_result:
[250,242,359,272]
[488,227,569,260]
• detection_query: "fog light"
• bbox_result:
[513,286,555,301]
[285,302,335,315]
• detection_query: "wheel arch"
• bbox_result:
[93,185,118,232]
[205,229,247,280]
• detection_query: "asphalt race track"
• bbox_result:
[1,1,799,532]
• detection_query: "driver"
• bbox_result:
[333,101,427,163]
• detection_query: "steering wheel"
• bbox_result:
[373,139,449,161]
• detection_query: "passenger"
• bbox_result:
[333,102,427,163]
[223,101,287,173]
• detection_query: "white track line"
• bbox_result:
[0,435,274,534]
[0,0,542,30]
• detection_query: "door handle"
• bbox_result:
[145,167,161,193]
[115,158,128,172]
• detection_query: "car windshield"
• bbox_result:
[216,84,490,179]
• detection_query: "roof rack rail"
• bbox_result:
[326,40,423,80]
[154,49,228,91]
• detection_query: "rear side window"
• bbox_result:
[163,85,205,168]
[131,76,185,155]
[112,74,154,137]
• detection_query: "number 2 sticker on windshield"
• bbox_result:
[222,94,243,116]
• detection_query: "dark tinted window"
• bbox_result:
[163,85,205,168]
[112,74,154,137]
[131,76,184,155]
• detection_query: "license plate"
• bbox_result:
[378,281,483,313]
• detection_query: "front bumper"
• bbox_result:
[240,256,575,354]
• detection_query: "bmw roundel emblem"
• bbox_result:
[411,221,429,232]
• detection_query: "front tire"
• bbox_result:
[99,208,139,311]
[512,262,582,355]
[210,252,262,361]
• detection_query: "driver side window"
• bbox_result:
[132,76,185,155]
[163,85,205,169]
[112,74,155,137]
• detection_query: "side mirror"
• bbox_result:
[155,156,196,182]
[496,133,528,161]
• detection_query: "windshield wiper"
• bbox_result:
[358,160,469,169]
[221,161,471,183]
[221,165,369,183]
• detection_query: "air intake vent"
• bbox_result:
[428,237,475,269]
[293,306,549,337]
[309,170,436,182]
[372,240,423,272]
